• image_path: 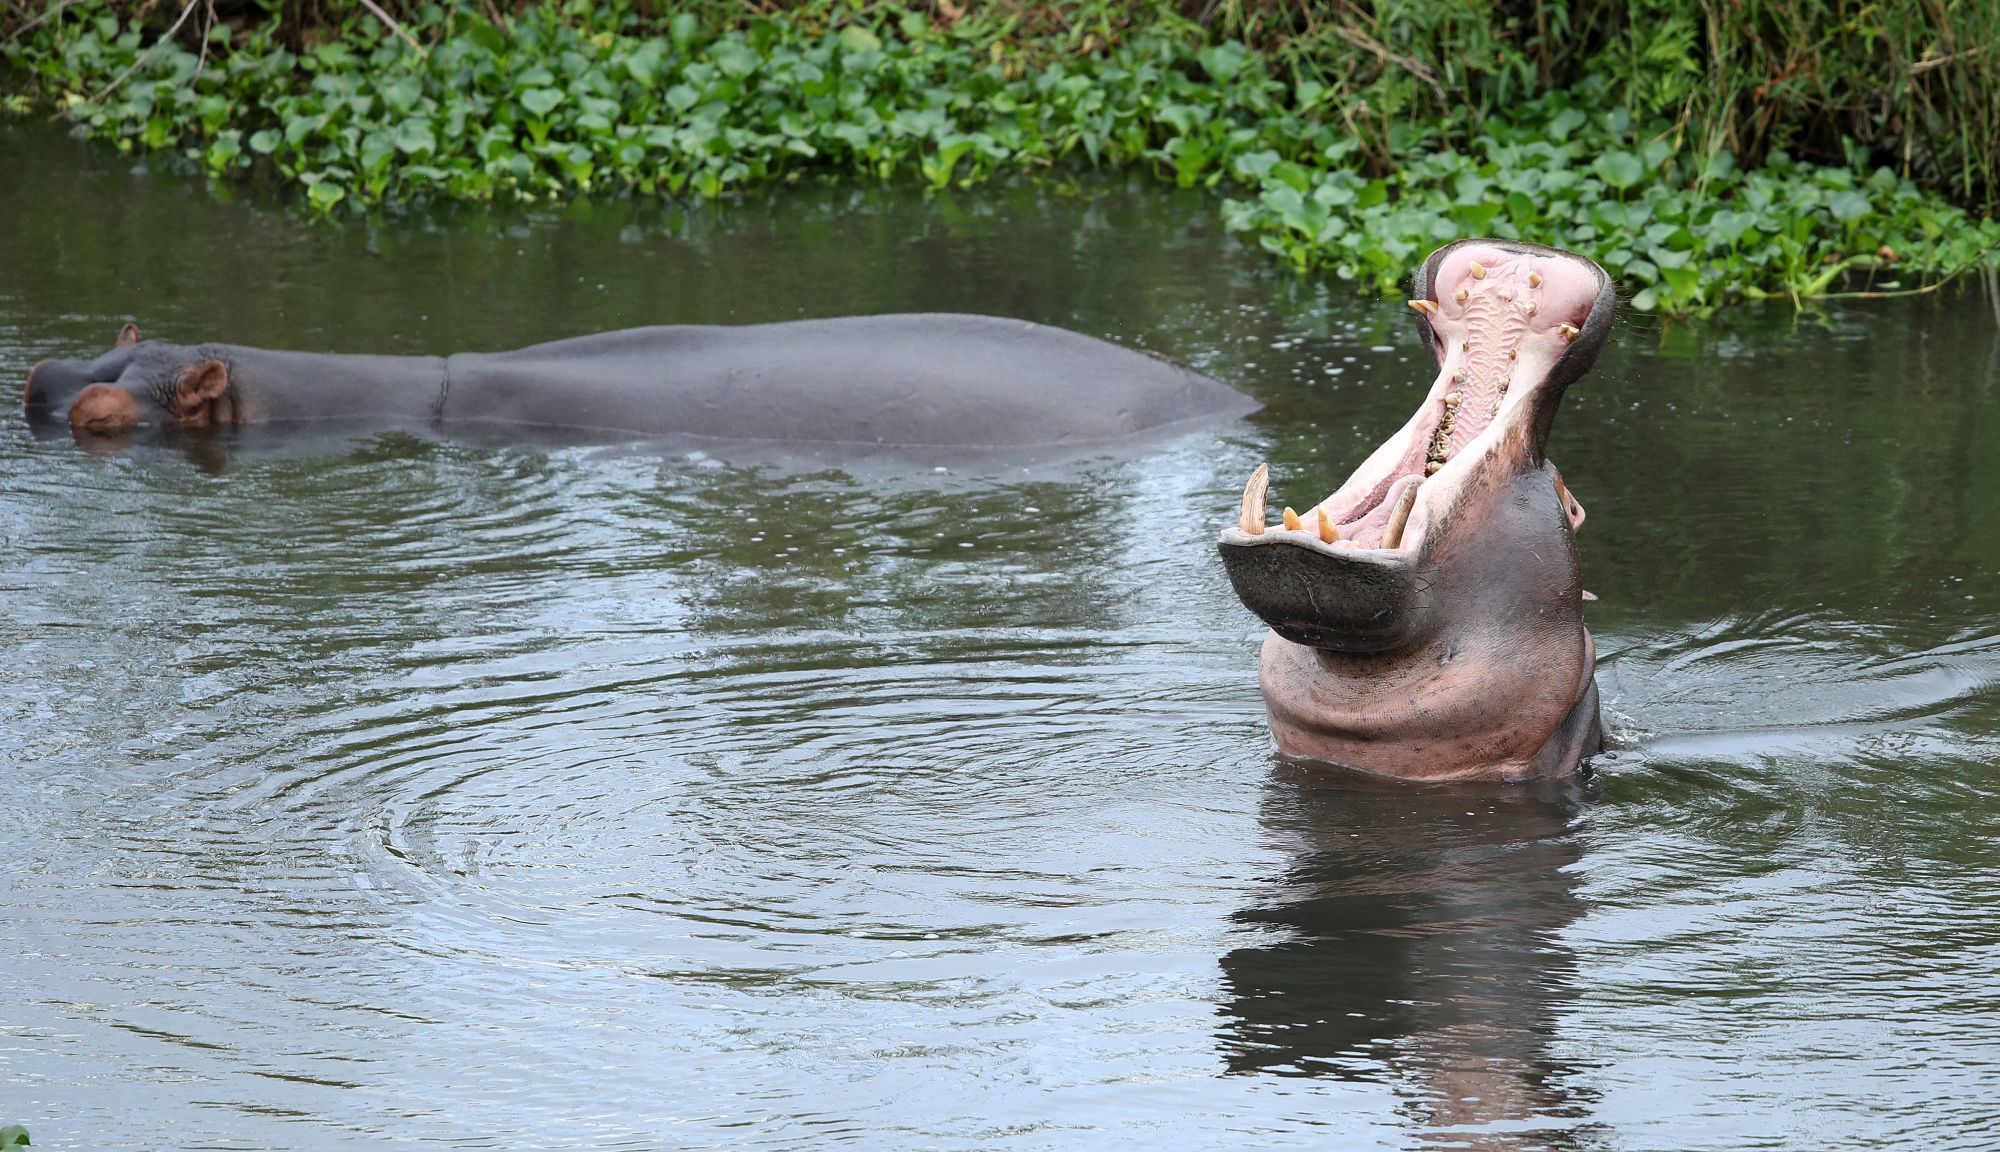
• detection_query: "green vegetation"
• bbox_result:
[3,0,1996,316]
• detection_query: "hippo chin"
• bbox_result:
[23,314,1256,449]
[1218,239,1614,782]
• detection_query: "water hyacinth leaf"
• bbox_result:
[837,26,880,55]
[519,88,563,118]
[1649,245,1692,269]
[1661,264,1702,300]
[1829,190,1871,222]
[1233,149,1279,181]
[465,21,506,53]
[206,131,241,168]
[1198,42,1248,84]
[1595,151,1644,191]
[712,42,758,78]
[664,84,699,113]
[306,180,346,210]
[1457,200,1503,234]
[394,122,436,155]
[1544,108,1586,141]
[625,41,666,88]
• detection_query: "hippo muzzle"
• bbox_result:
[1218,239,1614,781]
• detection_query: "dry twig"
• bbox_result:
[78,0,198,106]
[1332,23,1446,104]
[357,0,427,57]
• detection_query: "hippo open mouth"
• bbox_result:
[1217,239,1615,780]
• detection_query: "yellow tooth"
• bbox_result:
[1444,391,1462,405]
[1454,287,1468,302]
[1408,299,1438,316]
[1468,260,1486,279]
[1559,323,1580,342]
[1528,271,1542,288]
[1522,300,1537,316]
[1237,462,1269,535]
[1316,508,1338,543]
[1282,506,1302,533]
[1381,481,1421,550]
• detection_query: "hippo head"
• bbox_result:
[23,324,238,437]
[1217,239,1614,781]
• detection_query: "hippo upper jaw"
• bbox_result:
[1216,239,1612,780]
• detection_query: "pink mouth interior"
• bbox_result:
[1311,246,1600,548]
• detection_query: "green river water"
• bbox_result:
[4,124,1999,1150]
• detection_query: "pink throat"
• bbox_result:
[1308,246,1598,549]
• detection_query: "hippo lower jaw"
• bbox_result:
[1217,239,1615,781]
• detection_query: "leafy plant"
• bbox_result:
[0,0,1994,316]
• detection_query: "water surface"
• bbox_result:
[4,125,2000,1151]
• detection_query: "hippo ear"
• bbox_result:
[116,322,140,348]
[174,358,230,411]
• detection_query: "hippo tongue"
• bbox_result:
[1216,239,1614,651]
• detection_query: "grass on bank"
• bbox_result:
[3,0,1996,317]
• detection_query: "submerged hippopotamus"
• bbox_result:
[22,314,1255,448]
[1218,239,1614,782]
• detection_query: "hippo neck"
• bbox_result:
[207,345,448,424]
[1265,460,1592,774]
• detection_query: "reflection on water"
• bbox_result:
[5,122,2000,1151]
[1222,773,1600,1151]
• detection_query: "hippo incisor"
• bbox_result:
[23,314,1256,449]
[1218,239,1615,782]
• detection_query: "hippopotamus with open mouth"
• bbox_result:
[22,314,1256,448]
[1218,239,1615,781]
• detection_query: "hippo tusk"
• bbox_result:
[1380,480,1421,550]
[1238,463,1269,535]
[1282,506,1302,532]
[1317,507,1338,543]
[1408,299,1438,317]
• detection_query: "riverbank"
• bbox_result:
[4,1,1996,316]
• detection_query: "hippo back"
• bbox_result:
[441,314,1255,446]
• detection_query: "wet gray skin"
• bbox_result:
[1218,239,1615,781]
[24,315,1256,448]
